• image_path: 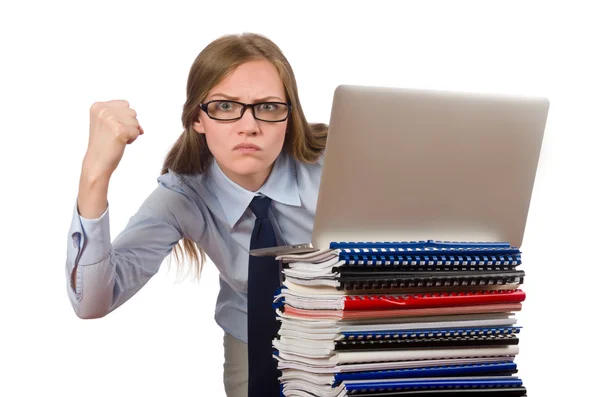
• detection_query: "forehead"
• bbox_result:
[207,59,286,100]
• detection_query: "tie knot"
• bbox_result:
[249,196,272,220]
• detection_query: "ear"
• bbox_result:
[193,113,205,134]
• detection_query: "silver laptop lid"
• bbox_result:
[311,84,549,250]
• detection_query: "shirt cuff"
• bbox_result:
[68,198,111,266]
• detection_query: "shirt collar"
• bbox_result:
[208,151,301,228]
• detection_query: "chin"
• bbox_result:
[228,156,271,176]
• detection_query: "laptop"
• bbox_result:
[250,84,549,257]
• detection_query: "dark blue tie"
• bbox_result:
[247,196,281,397]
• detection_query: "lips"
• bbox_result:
[233,143,261,151]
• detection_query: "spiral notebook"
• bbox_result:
[278,303,521,321]
[277,313,519,339]
[281,376,526,397]
[342,377,526,396]
[274,288,526,311]
[274,343,519,365]
[332,361,518,383]
[336,327,520,351]
[277,241,525,291]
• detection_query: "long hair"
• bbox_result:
[161,33,328,280]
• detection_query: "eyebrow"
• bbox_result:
[208,93,285,102]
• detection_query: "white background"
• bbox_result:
[1,0,598,396]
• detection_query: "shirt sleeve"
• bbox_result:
[65,181,199,319]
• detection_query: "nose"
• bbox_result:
[237,106,260,135]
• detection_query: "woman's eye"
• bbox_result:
[259,103,278,112]
[218,102,234,111]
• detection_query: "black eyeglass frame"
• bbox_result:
[198,100,292,122]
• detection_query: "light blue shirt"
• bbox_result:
[65,150,324,343]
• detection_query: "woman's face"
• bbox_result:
[193,59,288,191]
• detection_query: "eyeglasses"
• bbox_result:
[199,100,292,122]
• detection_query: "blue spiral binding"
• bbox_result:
[333,361,517,383]
[272,286,286,310]
[345,377,523,393]
[338,251,522,267]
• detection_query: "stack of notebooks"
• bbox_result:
[272,240,527,397]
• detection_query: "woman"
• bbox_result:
[66,32,327,397]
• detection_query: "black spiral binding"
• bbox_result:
[335,333,519,351]
[343,327,521,340]
[337,272,525,290]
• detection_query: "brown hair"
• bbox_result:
[161,32,328,280]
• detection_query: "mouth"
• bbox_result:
[233,143,261,152]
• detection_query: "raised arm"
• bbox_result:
[66,100,198,318]
[66,179,196,319]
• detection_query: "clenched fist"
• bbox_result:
[83,100,144,180]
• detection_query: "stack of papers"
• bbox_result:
[272,240,527,397]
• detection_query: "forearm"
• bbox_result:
[77,168,110,219]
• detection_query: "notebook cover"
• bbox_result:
[350,387,527,396]
[333,361,517,382]
[282,303,521,320]
[342,290,525,310]
[344,376,523,391]
[275,355,516,373]
[336,345,519,364]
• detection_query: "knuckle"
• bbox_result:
[90,102,103,115]
[97,107,111,119]
[115,124,130,135]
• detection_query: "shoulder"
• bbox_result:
[290,151,324,197]
[138,170,197,217]
[157,169,192,195]
[292,150,324,176]
[157,169,211,200]
[153,169,209,241]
